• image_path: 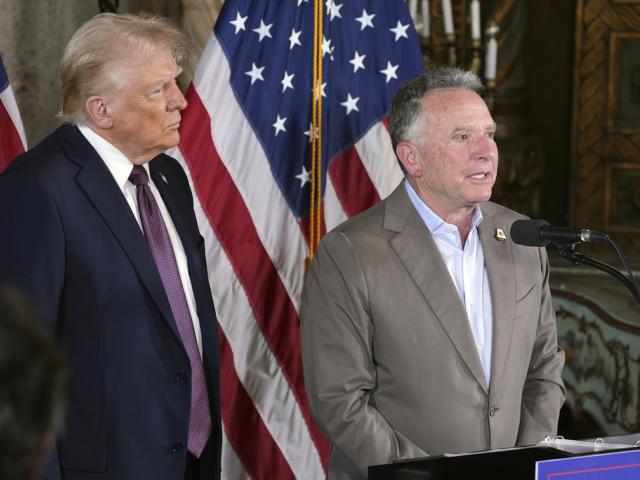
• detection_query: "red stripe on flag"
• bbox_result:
[178,86,329,469]
[219,332,295,479]
[0,100,25,173]
[328,146,380,218]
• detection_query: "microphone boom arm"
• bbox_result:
[556,243,640,304]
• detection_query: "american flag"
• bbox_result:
[0,55,27,173]
[171,0,424,477]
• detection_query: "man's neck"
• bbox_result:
[408,180,477,246]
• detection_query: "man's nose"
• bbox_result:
[168,82,188,111]
[474,135,497,160]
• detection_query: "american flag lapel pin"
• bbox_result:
[495,228,506,241]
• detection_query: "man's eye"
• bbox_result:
[455,133,469,141]
[150,85,166,96]
[487,131,496,139]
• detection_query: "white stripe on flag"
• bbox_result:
[354,121,403,200]
[221,429,251,480]
[324,177,348,232]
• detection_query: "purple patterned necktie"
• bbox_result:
[129,165,211,457]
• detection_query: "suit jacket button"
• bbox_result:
[168,443,184,454]
[176,371,189,383]
[489,405,497,417]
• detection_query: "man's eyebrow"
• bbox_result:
[149,67,183,87]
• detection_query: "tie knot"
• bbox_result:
[129,165,149,187]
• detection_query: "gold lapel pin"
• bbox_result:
[495,228,506,241]
[160,173,168,184]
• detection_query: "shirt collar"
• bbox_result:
[78,124,150,189]
[404,178,483,234]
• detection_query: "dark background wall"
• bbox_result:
[525,0,576,227]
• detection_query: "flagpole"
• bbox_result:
[308,0,324,267]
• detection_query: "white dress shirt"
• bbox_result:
[405,180,493,383]
[78,124,204,356]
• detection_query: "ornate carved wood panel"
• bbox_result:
[572,0,640,249]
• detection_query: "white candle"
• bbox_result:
[471,0,481,40]
[421,0,430,37]
[441,0,454,35]
[409,0,418,21]
[484,36,497,80]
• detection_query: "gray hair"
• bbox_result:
[60,12,190,124]
[389,67,484,152]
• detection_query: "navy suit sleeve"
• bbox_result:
[0,172,65,329]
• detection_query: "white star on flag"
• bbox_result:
[229,12,248,34]
[312,81,327,100]
[295,165,310,187]
[245,62,265,84]
[322,36,334,59]
[297,0,308,5]
[273,114,287,135]
[341,93,360,115]
[349,51,366,73]
[380,61,399,83]
[281,71,295,92]
[390,20,410,41]
[303,123,315,143]
[253,19,273,42]
[355,9,375,30]
[289,28,302,50]
[326,0,343,21]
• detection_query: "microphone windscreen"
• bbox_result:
[510,219,550,247]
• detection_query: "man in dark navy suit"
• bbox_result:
[0,13,220,480]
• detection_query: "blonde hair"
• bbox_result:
[60,12,189,124]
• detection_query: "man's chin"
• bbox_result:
[163,133,181,150]
[466,189,493,205]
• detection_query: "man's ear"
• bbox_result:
[395,141,422,177]
[85,96,113,129]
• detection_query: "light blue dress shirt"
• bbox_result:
[404,180,493,383]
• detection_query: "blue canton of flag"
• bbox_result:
[215,0,425,220]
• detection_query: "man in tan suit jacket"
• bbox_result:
[300,68,565,479]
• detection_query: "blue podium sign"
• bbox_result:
[536,449,640,479]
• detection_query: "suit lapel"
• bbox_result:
[61,126,180,341]
[386,185,489,393]
[478,204,516,395]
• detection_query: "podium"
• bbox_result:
[368,435,640,480]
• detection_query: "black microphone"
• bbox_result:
[510,219,609,247]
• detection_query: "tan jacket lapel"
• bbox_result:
[478,203,517,395]
[385,185,489,393]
